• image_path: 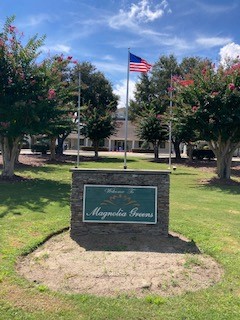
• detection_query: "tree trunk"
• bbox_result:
[187,143,193,163]
[56,140,64,156]
[93,140,99,159]
[153,142,159,160]
[15,140,23,164]
[209,139,240,179]
[0,136,22,178]
[216,153,232,179]
[56,133,69,155]
[49,137,56,161]
[173,139,181,160]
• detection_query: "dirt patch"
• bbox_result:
[4,154,50,167]
[0,280,75,313]
[17,231,223,298]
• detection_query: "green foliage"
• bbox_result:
[170,57,211,145]
[129,55,209,160]
[76,62,118,112]
[129,73,154,120]
[37,284,49,292]
[177,63,240,143]
[81,107,116,141]
[136,108,168,159]
[176,60,240,178]
[0,16,77,175]
[74,62,118,157]
[81,107,116,157]
[0,16,48,138]
[136,108,167,144]
[151,54,180,92]
[145,295,166,306]
[179,56,211,76]
[42,55,77,140]
[129,55,179,120]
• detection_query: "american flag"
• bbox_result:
[129,53,152,73]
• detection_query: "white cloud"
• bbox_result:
[196,2,237,14]
[109,0,170,29]
[161,36,191,50]
[102,55,115,61]
[219,42,240,65]
[196,36,232,47]
[41,44,71,54]
[19,14,57,28]
[93,61,126,75]
[114,79,137,109]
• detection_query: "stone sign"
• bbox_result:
[70,169,170,238]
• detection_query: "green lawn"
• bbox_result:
[0,156,239,319]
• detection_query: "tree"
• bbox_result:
[170,100,200,161]
[177,61,240,179]
[169,57,211,159]
[179,56,211,76]
[76,62,118,112]
[130,55,179,119]
[81,107,116,159]
[42,55,77,160]
[130,55,181,158]
[136,108,168,160]
[129,73,154,120]
[75,62,119,158]
[0,17,52,178]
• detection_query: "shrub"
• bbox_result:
[81,146,109,152]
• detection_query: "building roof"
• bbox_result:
[67,121,140,141]
[112,120,139,141]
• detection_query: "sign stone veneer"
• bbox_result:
[70,168,170,239]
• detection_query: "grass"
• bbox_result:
[0,155,240,319]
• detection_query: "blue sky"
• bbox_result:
[1,0,240,107]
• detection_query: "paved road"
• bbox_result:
[20,149,240,162]
[20,148,174,158]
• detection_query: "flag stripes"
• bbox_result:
[129,53,152,73]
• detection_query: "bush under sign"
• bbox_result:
[83,185,157,224]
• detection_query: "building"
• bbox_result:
[65,120,170,154]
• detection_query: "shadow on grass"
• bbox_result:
[196,177,240,195]
[6,155,137,171]
[0,177,70,219]
[44,155,137,165]
[170,172,198,176]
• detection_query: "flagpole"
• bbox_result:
[168,72,173,170]
[76,68,81,167]
[124,48,130,169]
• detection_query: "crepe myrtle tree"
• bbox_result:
[176,61,240,179]
[43,55,78,160]
[0,17,43,177]
[0,16,69,178]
